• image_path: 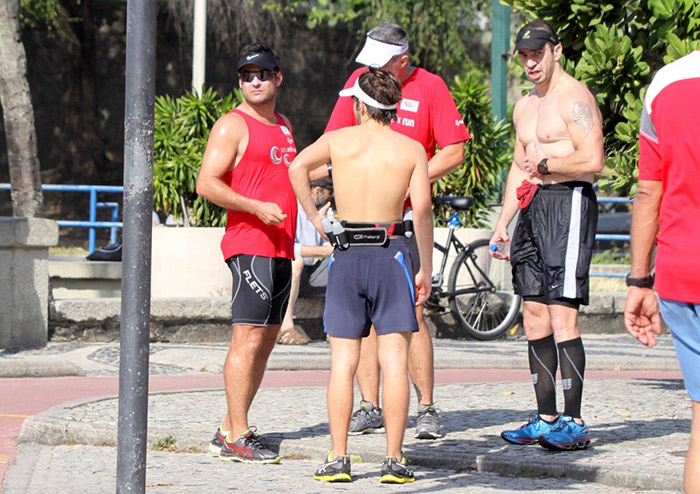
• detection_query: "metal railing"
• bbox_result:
[592,196,633,278]
[0,184,123,253]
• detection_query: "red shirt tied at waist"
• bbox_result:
[220,108,298,261]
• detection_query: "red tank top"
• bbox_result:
[220,109,297,260]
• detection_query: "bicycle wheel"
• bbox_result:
[447,238,521,340]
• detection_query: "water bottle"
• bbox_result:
[321,213,336,246]
[332,221,349,250]
[403,208,414,238]
[489,242,510,256]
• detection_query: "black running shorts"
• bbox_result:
[227,255,292,327]
[510,182,598,306]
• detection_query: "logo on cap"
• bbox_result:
[246,54,260,61]
[523,30,531,39]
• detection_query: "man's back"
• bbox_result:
[639,50,700,304]
[325,123,425,223]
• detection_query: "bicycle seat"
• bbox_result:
[434,196,475,211]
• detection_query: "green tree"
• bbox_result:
[261,0,492,78]
[503,0,700,193]
[436,70,512,228]
[153,88,241,227]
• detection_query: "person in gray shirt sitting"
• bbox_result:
[278,178,334,344]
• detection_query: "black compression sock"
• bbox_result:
[558,337,586,418]
[528,334,558,416]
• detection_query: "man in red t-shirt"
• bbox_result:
[323,23,471,440]
[196,43,297,464]
[625,50,700,492]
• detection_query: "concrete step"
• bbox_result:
[49,292,648,343]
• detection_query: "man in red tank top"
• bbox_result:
[196,43,297,464]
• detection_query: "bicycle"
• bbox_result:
[424,196,522,340]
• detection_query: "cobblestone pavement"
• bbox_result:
[18,379,689,491]
[0,334,680,377]
[3,444,677,494]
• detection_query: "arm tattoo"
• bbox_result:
[572,101,593,136]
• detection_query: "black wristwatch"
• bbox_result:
[625,274,654,288]
[537,158,551,175]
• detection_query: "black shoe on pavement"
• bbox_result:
[379,455,414,484]
[219,426,280,464]
[208,427,226,456]
[313,450,352,482]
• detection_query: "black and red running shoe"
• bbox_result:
[208,427,226,456]
[219,426,280,464]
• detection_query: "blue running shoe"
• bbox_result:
[501,414,561,445]
[538,416,591,451]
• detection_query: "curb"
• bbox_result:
[0,360,85,378]
[18,391,681,492]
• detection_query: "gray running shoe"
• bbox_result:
[379,455,414,484]
[415,404,443,439]
[348,400,385,435]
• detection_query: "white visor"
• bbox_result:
[338,78,397,110]
[355,36,409,67]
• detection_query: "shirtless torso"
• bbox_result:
[290,117,433,292]
[513,69,603,186]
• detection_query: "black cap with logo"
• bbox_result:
[236,51,280,71]
[514,22,560,52]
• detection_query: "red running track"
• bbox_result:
[0,369,682,484]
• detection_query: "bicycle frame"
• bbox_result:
[432,222,466,289]
[432,214,498,299]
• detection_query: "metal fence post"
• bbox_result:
[89,188,97,253]
[116,1,156,493]
[491,0,511,122]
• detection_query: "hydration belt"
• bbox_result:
[336,221,411,247]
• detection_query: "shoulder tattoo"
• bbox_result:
[572,101,593,136]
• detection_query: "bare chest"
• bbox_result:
[516,94,569,148]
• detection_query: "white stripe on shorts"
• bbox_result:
[563,187,583,298]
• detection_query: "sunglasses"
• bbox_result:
[239,70,277,83]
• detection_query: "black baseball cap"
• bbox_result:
[514,23,560,52]
[311,177,333,190]
[236,51,279,71]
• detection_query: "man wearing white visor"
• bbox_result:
[323,22,471,441]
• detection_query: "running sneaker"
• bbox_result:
[313,450,352,482]
[208,427,227,456]
[379,455,414,484]
[501,414,562,445]
[538,416,592,451]
[348,400,385,435]
[415,404,443,439]
[219,426,280,464]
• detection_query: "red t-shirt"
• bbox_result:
[220,109,297,261]
[325,67,471,159]
[638,50,700,303]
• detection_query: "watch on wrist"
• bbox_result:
[625,274,654,288]
[537,158,551,175]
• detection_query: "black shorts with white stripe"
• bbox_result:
[510,181,598,306]
[226,254,292,327]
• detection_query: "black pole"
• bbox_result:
[116,1,156,492]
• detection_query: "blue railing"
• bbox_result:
[592,196,633,278]
[0,184,123,253]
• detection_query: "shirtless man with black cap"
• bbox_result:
[490,20,604,451]
[290,67,433,484]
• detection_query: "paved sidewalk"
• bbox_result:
[1,334,687,492]
[15,378,689,492]
[3,444,678,494]
[0,334,680,377]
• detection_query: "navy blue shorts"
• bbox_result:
[324,237,419,338]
